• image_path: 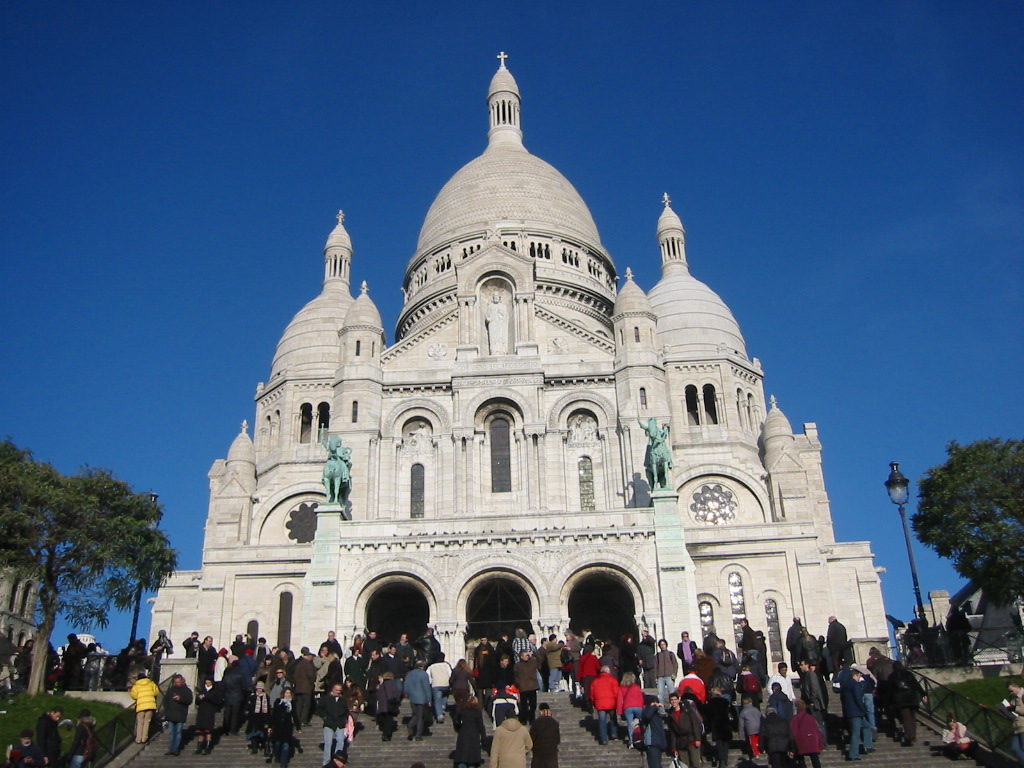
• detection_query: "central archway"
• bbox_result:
[567,572,637,642]
[465,576,533,641]
[366,582,430,643]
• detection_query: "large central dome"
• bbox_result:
[416,144,602,254]
[415,60,603,256]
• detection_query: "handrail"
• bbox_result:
[90,671,175,768]
[910,668,1017,763]
[899,628,1024,667]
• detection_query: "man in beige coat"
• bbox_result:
[490,715,533,768]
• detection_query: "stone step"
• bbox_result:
[120,688,984,768]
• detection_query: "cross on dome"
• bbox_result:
[497,51,509,68]
[360,280,369,295]
[625,267,634,281]
[240,420,248,433]
[770,395,778,409]
[662,192,671,207]
[336,210,345,225]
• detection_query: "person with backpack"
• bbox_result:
[66,709,97,768]
[739,664,762,707]
[738,695,763,758]
[641,699,669,768]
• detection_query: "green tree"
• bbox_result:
[915,438,1024,605]
[0,440,177,694]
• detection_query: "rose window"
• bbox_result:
[690,484,737,525]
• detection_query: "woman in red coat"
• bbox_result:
[790,699,825,768]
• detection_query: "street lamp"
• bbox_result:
[129,492,159,645]
[885,462,926,622]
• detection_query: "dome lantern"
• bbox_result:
[487,52,523,148]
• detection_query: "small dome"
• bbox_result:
[657,202,685,239]
[613,269,653,316]
[326,210,352,252]
[227,421,255,465]
[649,268,747,357]
[271,283,351,377]
[489,63,520,98]
[762,397,795,443]
[344,282,383,330]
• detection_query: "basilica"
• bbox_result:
[151,58,888,662]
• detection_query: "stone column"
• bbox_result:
[302,506,345,645]
[434,622,465,661]
[651,490,700,637]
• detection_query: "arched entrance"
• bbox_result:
[366,582,430,643]
[466,576,533,641]
[568,573,637,641]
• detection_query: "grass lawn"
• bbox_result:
[946,676,1021,710]
[0,694,126,759]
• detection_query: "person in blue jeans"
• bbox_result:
[162,674,193,756]
[840,668,873,760]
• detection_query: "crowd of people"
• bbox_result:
[6,615,1022,768]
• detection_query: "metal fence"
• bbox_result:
[912,669,1017,762]
[899,628,1024,668]
[91,701,137,768]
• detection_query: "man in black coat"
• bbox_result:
[220,660,250,734]
[826,616,849,679]
[36,705,63,767]
[529,702,561,768]
[786,617,804,671]
[196,635,218,684]
[163,673,193,755]
[183,631,201,658]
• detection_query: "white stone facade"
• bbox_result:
[151,59,888,663]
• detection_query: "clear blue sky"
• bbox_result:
[2,1,1021,651]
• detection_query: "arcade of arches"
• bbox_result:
[278,570,641,655]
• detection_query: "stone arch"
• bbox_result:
[561,565,642,641]
[355,572,436,643]
[459,568,539,641]
[255,490,325,544]
[463,388,534,426]
[553,552,655,613]
[456,567,540,630]
[546,390,617,430]
[272,580,302,650]
[350,564,440,630]
[675,464,770,523]
[381,398,451,437]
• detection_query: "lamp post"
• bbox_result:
[885,462,926,622]
[129,492,159,645]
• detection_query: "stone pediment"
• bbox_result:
[535,304,615,354]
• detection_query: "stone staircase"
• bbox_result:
[117,688,987,768]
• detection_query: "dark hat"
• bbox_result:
[78,709,92,718]
[20,729,33,738]
[538,702,551,711]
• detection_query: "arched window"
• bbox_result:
[736,389,746,430]
[728,572,746,647]
[578,456,595,511]
[639,387,648,410]
[355,339,361,357]
[764,599,783,663]
[411,463,425,518]
[703,384,719,425]
[19,583,33,618]
[8,580,19,613]
[634,326,641,343]
[699,601,715,640]
[490,417,512,493]
[746,393,754,427]
[299,403,313,443]
[246,619,259,640]
[685,385,701,426]
[277,592,293,650]
[317,402,330,433]
[351,401,359,423]
[5,626,12,642]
